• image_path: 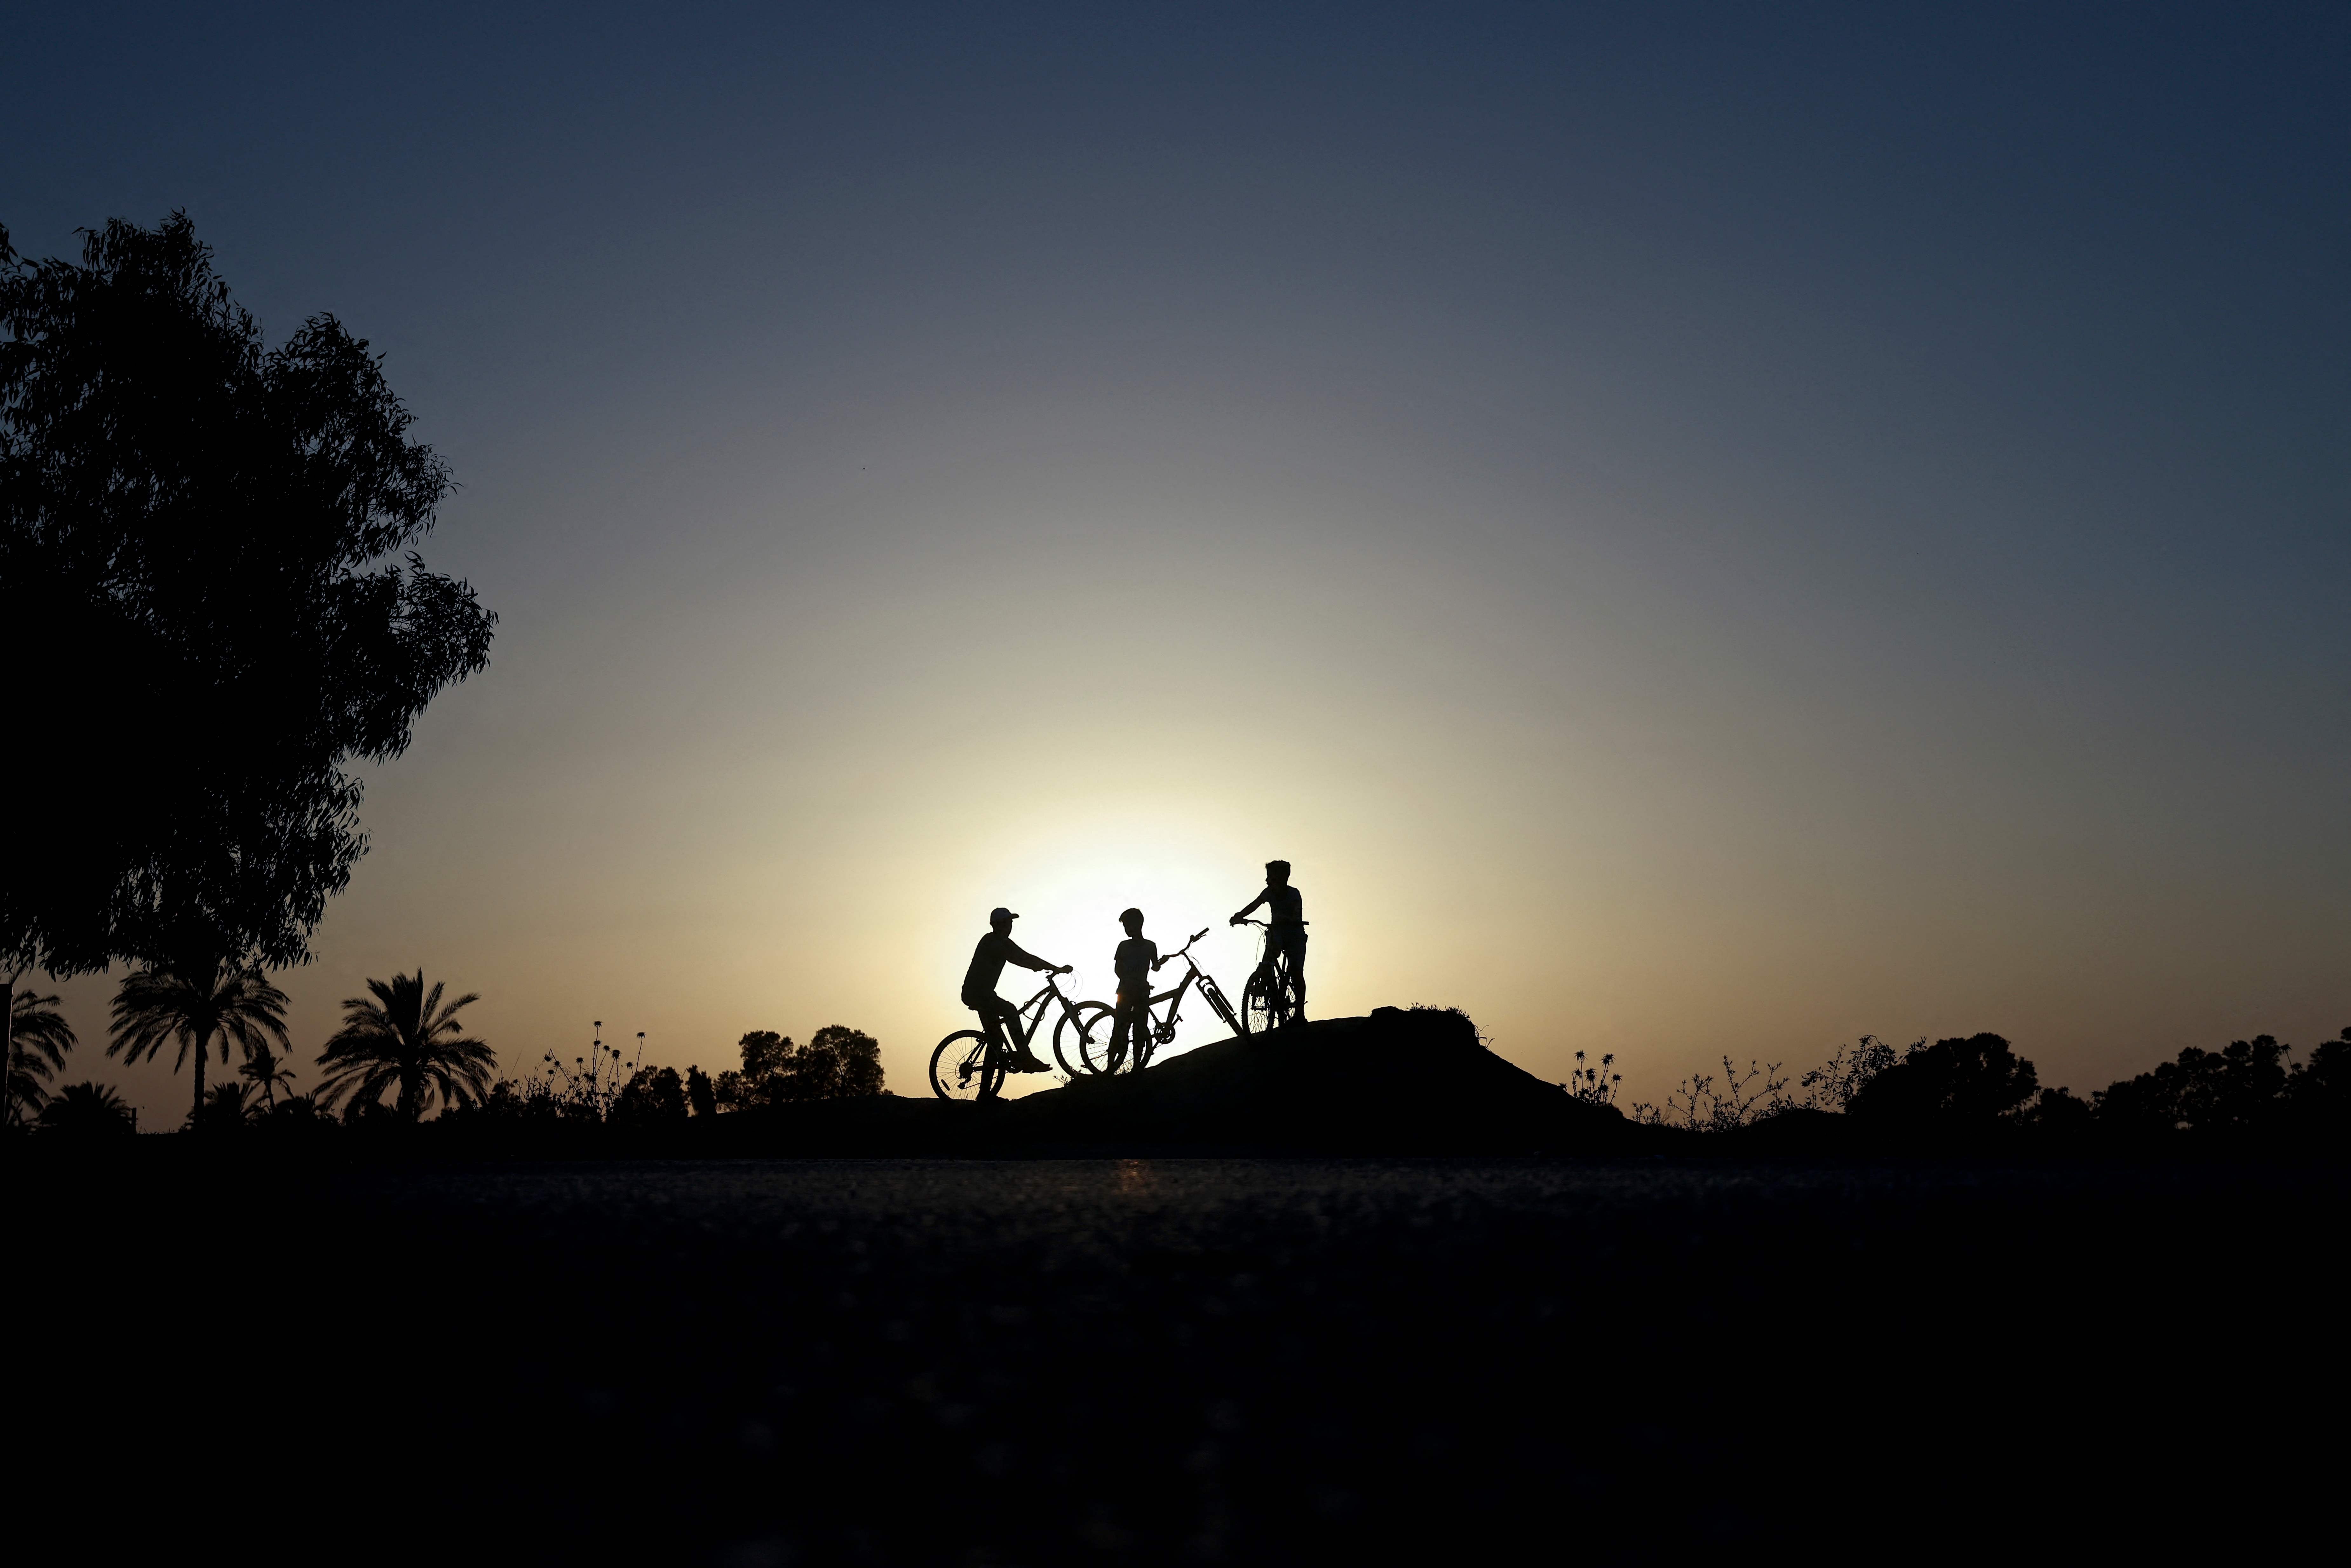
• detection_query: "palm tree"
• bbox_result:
[237,1041,302,1110]
[5,981,79,1131]
[316,971,494,1120]
[107,960,291,1120]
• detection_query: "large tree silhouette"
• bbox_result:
[0,213,495,987]
[316,971,493,1120]
[107,960,292,1121]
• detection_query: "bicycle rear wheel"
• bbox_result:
[1241,967,1282,1036]
[1051,1003,1109,1076]
[930,1030,1003,1101]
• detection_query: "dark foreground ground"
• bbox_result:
[16,1152,2344,1564]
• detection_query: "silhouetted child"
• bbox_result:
[1230,859,1307,1024]
[1110,907,1161,1071]
[962,906,1068,1072]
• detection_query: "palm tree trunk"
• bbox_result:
[192,1025,210,1119]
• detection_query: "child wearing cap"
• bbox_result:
[962,906,1067,1072]
[1109,908,1161,1071]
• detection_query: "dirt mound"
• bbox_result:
[696,1007,1635,1155]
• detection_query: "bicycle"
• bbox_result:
[1236,917,1307,1035]
[1055,927,1246,1077]
[929,970,1096,1102]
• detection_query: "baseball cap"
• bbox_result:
[990,906,1018,922]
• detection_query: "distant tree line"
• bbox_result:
[411,1025,887,1137]
[1618,1026,2351,1148]
[9,975,888,1142]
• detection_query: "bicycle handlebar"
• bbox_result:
[1162,927,1213,964]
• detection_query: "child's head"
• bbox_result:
[1265,860,1291,885]
[1119,907,1145,935]
[990,905,1017,933]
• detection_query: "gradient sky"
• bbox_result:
[9,1,2347,1122]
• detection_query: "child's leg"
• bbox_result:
[1110,994,1143,1066]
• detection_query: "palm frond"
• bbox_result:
[107,961,290,1073]
[9,990,78,1072]
[314,970,492,1116]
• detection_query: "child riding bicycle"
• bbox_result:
[962,906,1069,1072]
[1230,860,1307,1025]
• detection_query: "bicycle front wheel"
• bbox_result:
[930,1030,1003,1101]
[1195,973,1243,1039]
[1053,1002,1118,1076]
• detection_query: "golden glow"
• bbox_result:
[32,400,2348,1123]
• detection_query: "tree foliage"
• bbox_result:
[0,213,495,974]
[1845,1033,2039,1127]
[715,1026,885,1109]
[315,970,492,1119]
[612,1065,688,1127]
[2092,1029,2350,1139]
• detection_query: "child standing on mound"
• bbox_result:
[1110,908,1161,1071]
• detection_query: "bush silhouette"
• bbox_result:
[190,1081,255,1133]
[717,1026,885,1108]
[1846,1034,2038,1127]
[613,1065,689,1127]
[37,1081,136,1136]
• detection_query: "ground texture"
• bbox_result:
[18,1150,2342,1563]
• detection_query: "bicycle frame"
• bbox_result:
[1145,929,1244,1045]
[994,972,1088,1053]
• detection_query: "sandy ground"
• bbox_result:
[18,1153,2343,1563]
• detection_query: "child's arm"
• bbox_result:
[1008,940,1067,975]
[1229,889,1270,925]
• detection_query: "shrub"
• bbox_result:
[1846,1034,2038,1127]
[37,1081,137,1136]
[612,1065,689,1128]
[717,1027,885,1108]
[1633,1057,1790,1131]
